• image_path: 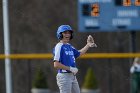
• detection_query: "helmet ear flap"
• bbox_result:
[57,33,63,39]
[60,34,63,39]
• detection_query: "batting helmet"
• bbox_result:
[57,25,73,40]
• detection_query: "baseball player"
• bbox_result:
[130,57,140,93]
[52,25,97,93]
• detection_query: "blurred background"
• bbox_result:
[0,0,140,93]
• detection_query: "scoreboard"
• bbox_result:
[78,0,140,32]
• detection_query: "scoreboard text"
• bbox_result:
[78,0,140,32]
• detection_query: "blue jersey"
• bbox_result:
[53,42,80,73]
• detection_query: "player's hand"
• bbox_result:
[87,35,97,47]
[70,67,78,75]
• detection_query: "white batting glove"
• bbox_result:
[70,67,78,75]
[87,35,97,47]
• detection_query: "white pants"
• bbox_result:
[56,73,80,93]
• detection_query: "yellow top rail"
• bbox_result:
[0,53,140,59]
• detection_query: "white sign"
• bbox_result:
[117,10,138,17]
[112,18,131,26]
[85,19,99,27]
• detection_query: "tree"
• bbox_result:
[32,68,48,89]
[82,67,98,89]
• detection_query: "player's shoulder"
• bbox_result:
[67,43,72,46]
[54,42,64,49]
[67,43,75,49]
[56,42,64,46]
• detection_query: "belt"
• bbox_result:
[59,72,72,73]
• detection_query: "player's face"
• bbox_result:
[61,31,71,43]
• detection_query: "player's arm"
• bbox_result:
[79,35,97,56]
[54,61,70,70]
[54,61,78,74]
[79,44,90,55]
